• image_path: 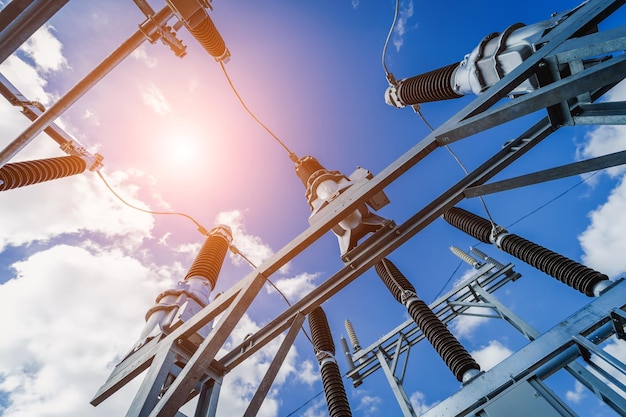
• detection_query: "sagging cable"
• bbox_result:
[97,170,210,237]
[219,61,299,163]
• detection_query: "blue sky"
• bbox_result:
[0,0,625,416]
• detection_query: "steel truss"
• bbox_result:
[1,0,625,416]
[88,0,626,415]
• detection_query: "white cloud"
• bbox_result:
[299,396,327,417]
[297,360,320,385]
[140,84,171,115]
[0,55,52,109]
[597,338,626,389]
[0,168,154,252]
[565,338,626,407]
[19,25,69,73]
[393,1,415,52]
[577,80,626,179]
[272,271,320,302]
[355,392,383,416]
[577,80,626,278]
[470,340,513,371]
[565,380,586,404]
[131,45,158,68]
[216,210,284,271]
[0,244,172,417]
[579,176,626,277]
[410,391,438,415]
[450,304,490,340]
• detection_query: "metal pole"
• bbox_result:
[0,0,69,64]
[242,313,305,417]
[0,6,174,167]
[374,349,417,417]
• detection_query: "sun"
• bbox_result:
[171,135,197,164]
[160,125,208,167]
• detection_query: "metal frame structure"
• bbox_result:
[1,0,625,416]
[345,250,626,416]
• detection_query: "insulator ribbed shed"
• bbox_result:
[470,247,505,269]
[0,156,86,191]
[344,319,361,351]
[186,11,227,59]
[375,258,416,303]
[165,0,229,60]
[394,62,463,104]
[309,307,352,417]
[185,226,232,289]
[450,246,481,268]
[376,258,481,382]
[443,207,493,243]
[443,207,609,296]
[340,336,356,371]
[310,307,335,355]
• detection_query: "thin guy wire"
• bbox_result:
[382,0,400,77]
[97,170,209,236]
[414,106,498,229]
[282,390,325,417]
[219,61,299,162]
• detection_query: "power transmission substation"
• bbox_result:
[1,1,626,416]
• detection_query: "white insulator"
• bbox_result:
[470,246,505,269]
[344,319,361,351]
[450,246,481,268]
[340,336,356,371]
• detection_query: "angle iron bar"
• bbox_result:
[0,6,174,167]
[0,72,79,146]
[573,101,626,125]
[574,114,626,125]
[583,357,626,395]
[127,348,179,417]
[561,362,626,414]
[436,53,626,144]
[421,280,626,417]
[194,378,222,417]
[374,349,418,417]
[552,22,626,64]
[389,336,405,376]
[525,378,580,416]
[446,300,497,309]
[572,333,626,380]
[91,336,169,406]
[464,149,626,197]
[399,335,411,384]
[447,310,501,320]
[471,284,541,340]
[0,0,69,64]
[242,313,305,417]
